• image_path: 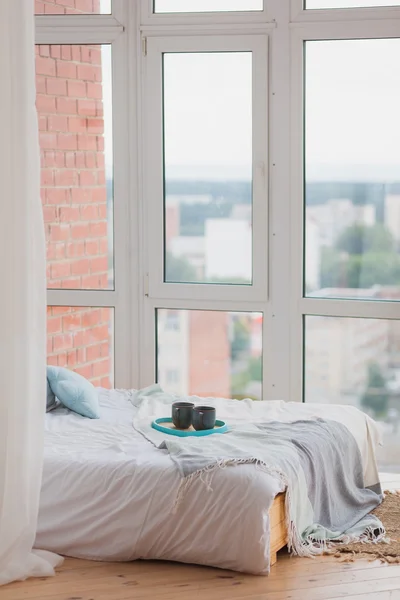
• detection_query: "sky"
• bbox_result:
[306,39,400,181]
[99,2,400,183]
[164,52,252,181]
[162,38,400,182]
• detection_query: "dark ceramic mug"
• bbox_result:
[192,406,216,431]
[172,401,194,430]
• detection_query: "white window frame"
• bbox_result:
[138,3,289,399]
[142,33,269,304]
[36,0,400,404]
[36,0,139,388]
[289,13,400,401]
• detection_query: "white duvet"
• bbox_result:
[35,388,382,575]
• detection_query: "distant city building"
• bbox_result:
[168,236,205,280]
[305,213,321,292]
[307,199,376,248]
[167,194,212,206]
[165,197,253,283]
[306,315,389,405]
[165,198,180,246]
[231,204,252,221]
[157,310,263,400]
[205,219,252,281]
[376,286,400,369]
[250,314,263,358]
[306,288,389,405]
[157,310,231,398]
[384,195,400,244]
[157,310,190,396]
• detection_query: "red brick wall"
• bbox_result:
[47,307,112,386]
[189,312,230,397]
[37,43,108,291]
[36,1,113,387]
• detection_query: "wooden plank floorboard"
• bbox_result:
[2,552,400,600]
[330,593,400,600]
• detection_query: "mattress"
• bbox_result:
[36,389,382,574]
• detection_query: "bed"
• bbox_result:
[36,388,381,575]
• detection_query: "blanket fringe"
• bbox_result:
[172,459,255,513]
[172,458,386,559]
[173,457,318,557]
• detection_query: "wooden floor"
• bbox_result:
[4,481,399,599]
[3,551,400,600]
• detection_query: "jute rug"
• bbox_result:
[327,491,400,563]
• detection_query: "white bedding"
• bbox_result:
[36,389,382,575]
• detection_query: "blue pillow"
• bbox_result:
[46,366,100,419]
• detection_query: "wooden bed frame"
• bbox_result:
[269,492,288,566]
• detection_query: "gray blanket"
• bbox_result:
[161,418,385,557]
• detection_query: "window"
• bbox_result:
[305,316,400,475]
[295,2,400,479]
[37,44,113,290]
[36,1,127,386]
[163,51,253,285]
[154,0,263,13]
[305,1,400,7]
[35,0,112,14]
[144,34,268,302]
[143,32,267,401]
[157,310,263,399]
[305,39,400,301]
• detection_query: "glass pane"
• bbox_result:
[47,306,114,387]
[306,1,400,7]
[35,0,111,14]
[305,316,400,482]
[155,0,263,13]
[163,52,253,284]
[157,310,263,399]
[305,40,400,301]
[36,44,113,290]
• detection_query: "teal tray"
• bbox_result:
[152,417,229,437]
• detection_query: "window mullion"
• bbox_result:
[261,0,294,401]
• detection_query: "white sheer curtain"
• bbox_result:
[0,0,62,586]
